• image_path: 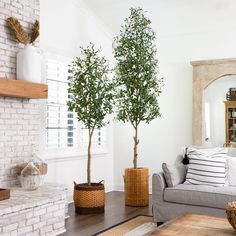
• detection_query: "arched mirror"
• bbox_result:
[203,75,236,147]
[191,58,236,147]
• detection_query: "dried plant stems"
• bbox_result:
[30,20,39,44]
[7,17,30,45]
[7,17,40,45]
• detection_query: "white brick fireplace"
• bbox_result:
[0,1,67,235]
[0,0,43,187]
[0,184,66,235]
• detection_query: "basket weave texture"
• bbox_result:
[226,201,236,230]
[73,182,105,214]
[124,168,149,206]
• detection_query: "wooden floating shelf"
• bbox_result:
[0,77,48,99]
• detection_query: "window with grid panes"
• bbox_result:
[45,54,107,152]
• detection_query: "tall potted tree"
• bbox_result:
[68,43,114,214]
[114,7,163,206]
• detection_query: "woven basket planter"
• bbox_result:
[73,181,105,214]
[124,168,149,207]
[226,201,236,230]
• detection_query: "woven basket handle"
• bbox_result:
[99,180,105,185]
[73,181,77,186]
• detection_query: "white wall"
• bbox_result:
[105,0,236,190]
[40,0,236,194]
[40,0,114,199]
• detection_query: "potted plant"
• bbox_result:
[7,17,41,83]
[114,7,163,206]
[67,43,114,214]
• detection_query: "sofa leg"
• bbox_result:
[157,222,163,227]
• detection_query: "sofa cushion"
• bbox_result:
[187,147,228,156]
[164,184,236,209]
[162,163,186,187]
[227,156,236,186]
[185,148,227,187]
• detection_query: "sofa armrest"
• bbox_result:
[152,172,167,204]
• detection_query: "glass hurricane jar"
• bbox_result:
[20,162,41,190]
[31,147,47,186]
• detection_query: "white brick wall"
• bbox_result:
[0,184,66,235]
[0,0,44,186]
[0,97,44,187]
[0,0,39,79]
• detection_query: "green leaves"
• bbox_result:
[114,7,163,127]
[67,43,114,130]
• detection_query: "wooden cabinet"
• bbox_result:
[224,101,236,146]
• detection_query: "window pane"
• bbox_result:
[45,54,107,151]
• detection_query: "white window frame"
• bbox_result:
[43,53,109,161]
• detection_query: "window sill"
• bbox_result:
[44,149,109,163]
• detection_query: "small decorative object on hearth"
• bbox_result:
[0,189,10,201]
[31,149,48,186]
[16,146,48,187]
[226,201,236,230]
[114,8,163,206]
[7,17,41,83]
[20,161,41,190]
[17,161,47,186]
[226,88,236,101]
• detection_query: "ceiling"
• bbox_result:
[82,0,235,38]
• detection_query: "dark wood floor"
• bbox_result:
[62,191,152,236]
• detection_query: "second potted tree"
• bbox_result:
[114,7,163,206]
[68,43,114,214]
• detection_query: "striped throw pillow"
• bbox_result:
[185,148,227,187]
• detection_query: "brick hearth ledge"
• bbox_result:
[0,184,66,236]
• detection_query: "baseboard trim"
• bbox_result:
[113,184,124,192]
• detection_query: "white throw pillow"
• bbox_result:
[226,156,236,186]
[187,147,228,157]
[185,149,227,187]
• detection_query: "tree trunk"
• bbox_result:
[87,128,93,186]
[133,124,139,169]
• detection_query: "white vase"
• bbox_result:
[17,45,42,83]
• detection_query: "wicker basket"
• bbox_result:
[73,181,105,214]
[226,201,236,230]
[124,168,149,207]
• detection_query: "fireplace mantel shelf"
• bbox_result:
[0,77,48,99]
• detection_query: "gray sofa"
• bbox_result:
[152,172,236,222]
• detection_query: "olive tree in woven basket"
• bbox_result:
[67,43,114,186]
[114,7,163,168]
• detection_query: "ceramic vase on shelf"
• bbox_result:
[17,45,42,83]
[20,161,41,191]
